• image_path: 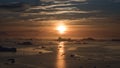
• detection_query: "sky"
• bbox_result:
[0,0,120,39]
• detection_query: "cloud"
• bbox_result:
[28,3,74,10]
[0,0,120,24]
[0,0,41,5]
[41,0,87,3]
[39,10,98,15]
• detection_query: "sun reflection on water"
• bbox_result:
[56,42,65,68]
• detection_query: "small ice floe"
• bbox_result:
[38,52,42,54]
[5,58,16,64]
[18,41,32,45]
[8,58,15,64]
[58,46,62,48]
[68,47,77,51]
[70,54,79,58]
[61,53,65,56]
[87,57,100,61]
[70,54,100,61]
[70,54,84,58]
[38,49,53,54]
[34,46,46,50]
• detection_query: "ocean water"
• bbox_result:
[0,39,120,68]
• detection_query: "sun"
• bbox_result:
[56,25,66,34]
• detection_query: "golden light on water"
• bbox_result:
[56,42,65,68]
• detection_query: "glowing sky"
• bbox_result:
[0,0,120,39]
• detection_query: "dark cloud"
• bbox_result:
[0,0,120,27]
[0,0,41,5]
